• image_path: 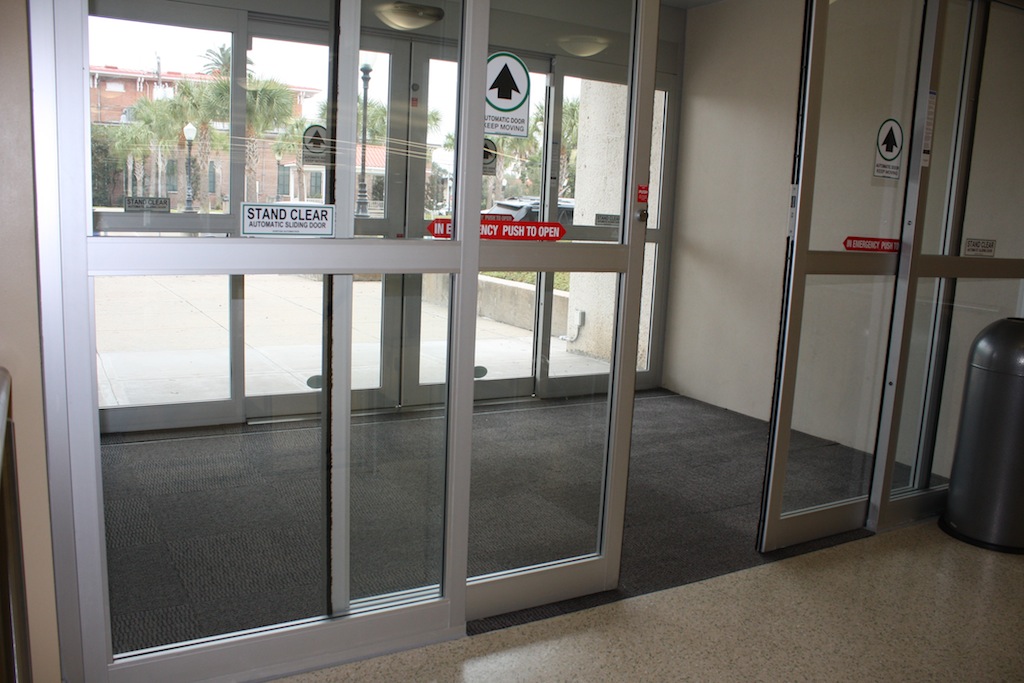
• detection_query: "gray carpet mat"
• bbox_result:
[102,391,874,653]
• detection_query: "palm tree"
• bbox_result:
[110,114,154,199]
[559,98,580,197]
[202,44,252,78]
[244,77,294,201]
[128,96,178,197]
[273,117,310,201]
[171,79,228,210]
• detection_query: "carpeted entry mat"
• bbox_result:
[102,391,874,653]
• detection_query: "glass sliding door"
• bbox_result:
[760,0,926,549]
[874,0,1024,528]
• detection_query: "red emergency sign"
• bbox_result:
[428,218,566,241]
[843,236,900,252]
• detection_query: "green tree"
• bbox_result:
[273,117,311,201]
[171,79,229,210]
[243,77,294,201]
[559,98,579,197]
[129,96,179,197]
[202,44,252,78]
[91,124,121,206]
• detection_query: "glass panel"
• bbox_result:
[244,275,323,397]
[808,0,924,251]
[354,50,392,221]
[646,90,667,231]
[918,0,971,254]
[99,275,326,654]
[783,275,895,513]
[88,17,233,220]
[475,272,536,381]
[893,278,1024,494]
[957,2,1024,259]
[637,243,656,372]
[468,376,611,577]
[560,76,629,241]
[352,275,384,391]
[549,272,617,378]
[480,72,548,217]
[245,38,330,205]
[419,273,450,386]
[96,275,230,407]
[426,58,457,222]
[360,0,462,239]
[350,273,450,601]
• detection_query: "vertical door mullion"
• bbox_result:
[867,0,940,527]
[443,0,489,627]
[759,0,828,551]
[601,0,659,577]
[534,67,563,396]
[330,274,353,615]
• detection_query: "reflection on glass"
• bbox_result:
[95,275,230,407]
[247,38,330,206]
[783,276,895,513]
[244,274,324,397]
[88,17,233,218]
[646,90,668,231]
[808,0,924,251]
[475,273,536,381]
[549,272,617,378]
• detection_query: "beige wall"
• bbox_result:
[663,0,804,420]
[0,1,62,680]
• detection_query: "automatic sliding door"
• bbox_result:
[760,0,924,550]
[466,0,657,619]
[877,0,1024,527]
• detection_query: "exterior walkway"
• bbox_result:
[94,274,610,408]
[275,522,1024,682]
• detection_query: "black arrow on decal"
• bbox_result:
[489,64,520,100]
[881,127,899,154]
[309,129,325,149]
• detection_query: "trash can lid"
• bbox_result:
[970,318,1024,376]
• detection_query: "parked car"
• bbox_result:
[483,196,575,225]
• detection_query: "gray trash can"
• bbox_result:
[940,317,1024,553]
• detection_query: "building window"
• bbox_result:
[277,164,290,198]
[105,81,125,92]
[309,170,323,199]
[208,161,216,194]
[167,159,178,192]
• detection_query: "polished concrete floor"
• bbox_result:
[275,521,1024,682]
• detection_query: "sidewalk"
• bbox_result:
[95,274,610,408]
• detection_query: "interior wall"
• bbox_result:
[662,0,804,420]
[0,2,62,680]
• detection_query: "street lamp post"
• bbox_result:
[183,122,197,213]
[355,63,372,217]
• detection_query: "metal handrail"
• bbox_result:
[0,367,31,682]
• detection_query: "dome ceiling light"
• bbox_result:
[375,2,445,31]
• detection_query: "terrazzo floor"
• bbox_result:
[273,521,1024,682]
